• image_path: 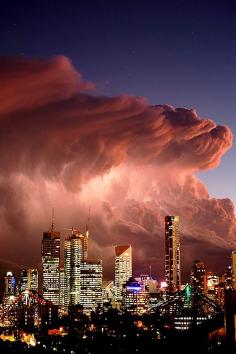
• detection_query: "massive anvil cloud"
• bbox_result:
[0,55,235,281]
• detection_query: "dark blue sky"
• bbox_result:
[1,0,236,202]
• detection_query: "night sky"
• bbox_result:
[0,0,236,280]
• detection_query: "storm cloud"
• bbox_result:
[0,56,234,280]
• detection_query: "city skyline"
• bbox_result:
[1,213,235,301]
[1,1,236,352]
[1,212,236,351]
[0,0,236,306]
[0,213,234,289]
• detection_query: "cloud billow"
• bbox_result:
[0,55,234,278]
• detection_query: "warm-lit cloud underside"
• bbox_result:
[0,56,235,278]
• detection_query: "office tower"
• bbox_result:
[232,251,236,290]
[19,269,39,293]
[3,271,16,304]
[218,275,226,308]
[225,265,233,290]
[123,278,147,315]
[19,269,28,292]
[102,280,116,306]
[59,268,66,307]
[135,275,158,293]
[27,269,38,292]
[190,260,206,293]
[84,224,89,259]
[206,272,219,302]
[42,216,60,305]
[64,229,88,306]
[165,215,181,292]
[115,245,132,301]
[80,259,103,314]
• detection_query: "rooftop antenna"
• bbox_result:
[86,206,91,237]
[51,208,55,232]
[149,264,152,279]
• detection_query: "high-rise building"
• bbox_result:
[115,245,132,301]
[64,229,88,306]
[165,216,181,292]
[42,217,60,305]
[19,269,38,294]
[218,275,226,308]
[206,272,219,302]
[102,280,116,307]
[190,260,206,293]
[225,265,233,290]
[27,269,38,292]
[123,278,147,315]
[59,268,66,307]
[19,269,28,293]
[232,251,236,290]
[135,275,158,293]
[3,271,16,304]
[80,259,103,314]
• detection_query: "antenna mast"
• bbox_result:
[149,264,152,278]
[51,208,55,232]
[86,206,91,237]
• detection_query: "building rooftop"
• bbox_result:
[115,245,131,257]
[81,259,102,265]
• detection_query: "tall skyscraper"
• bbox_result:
[19,269,28,292]
[64,228,88,306]
[115,245,132,301]
[232,251,236,290]
[80,259,103,314]
[19,269,38,293]
[123,278,147,315]
[190,260,206,293]
[165,215,181,292]
[42,216,60,305]
[225,265,233,290]
[3,271,16,304]
[59,268,66,307]
[102,280,116,306]
[206,272,219,302]
[27,269,38,292]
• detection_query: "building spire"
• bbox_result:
[51,208,55,232]
[86,206,91,238]
[149,264,152,278]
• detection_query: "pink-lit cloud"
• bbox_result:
[0,56,235,279]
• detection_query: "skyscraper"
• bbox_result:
[19,269,28,292]
[190,260,206,293]
[59,268,66,307]
[19,269,38,293]
[123,278,147,315]
[232,251,236,290]
[3,271,16,304]
[115,245,132,301]
[17,268,38,308]
[41,217,60,305]
[64,228,88,306]
[165,215,181,292]
[27,269,38,292]
[80,259,103,314]
[225,265,233,290]
[206,272,219,302]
